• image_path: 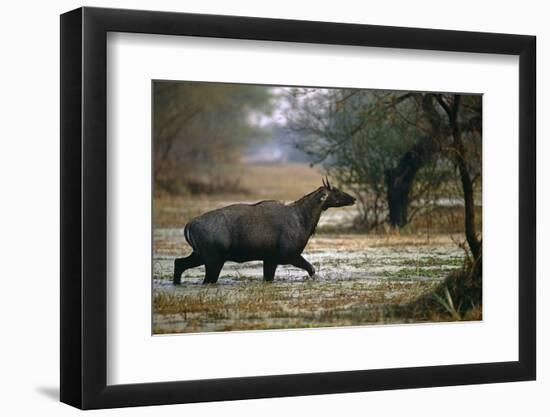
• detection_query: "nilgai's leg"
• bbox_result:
[203,261,224,284]
[290,255,316,277]
[263,261,278,282]
[173,252,204,285]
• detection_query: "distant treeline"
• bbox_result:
[153,81,274,194]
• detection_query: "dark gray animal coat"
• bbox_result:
[173,179,355,284]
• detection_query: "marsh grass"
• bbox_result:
[384,261,483,323]
[152,235,469,334]
[152,274,468,334]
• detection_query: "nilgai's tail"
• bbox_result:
[184,222,199,253]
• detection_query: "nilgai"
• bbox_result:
[173,178,356,284]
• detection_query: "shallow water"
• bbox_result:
[153,230,463,334]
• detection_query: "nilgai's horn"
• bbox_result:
[322,177,327,187]
[325,177,332,189]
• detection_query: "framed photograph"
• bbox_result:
[60,6,536,409]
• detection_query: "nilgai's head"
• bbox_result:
[320,177,356,209]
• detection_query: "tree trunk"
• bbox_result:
[385,136,437,228]
[436,94,482,265]
[455,141,481,260]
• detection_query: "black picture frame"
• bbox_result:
[60,6,536,410]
